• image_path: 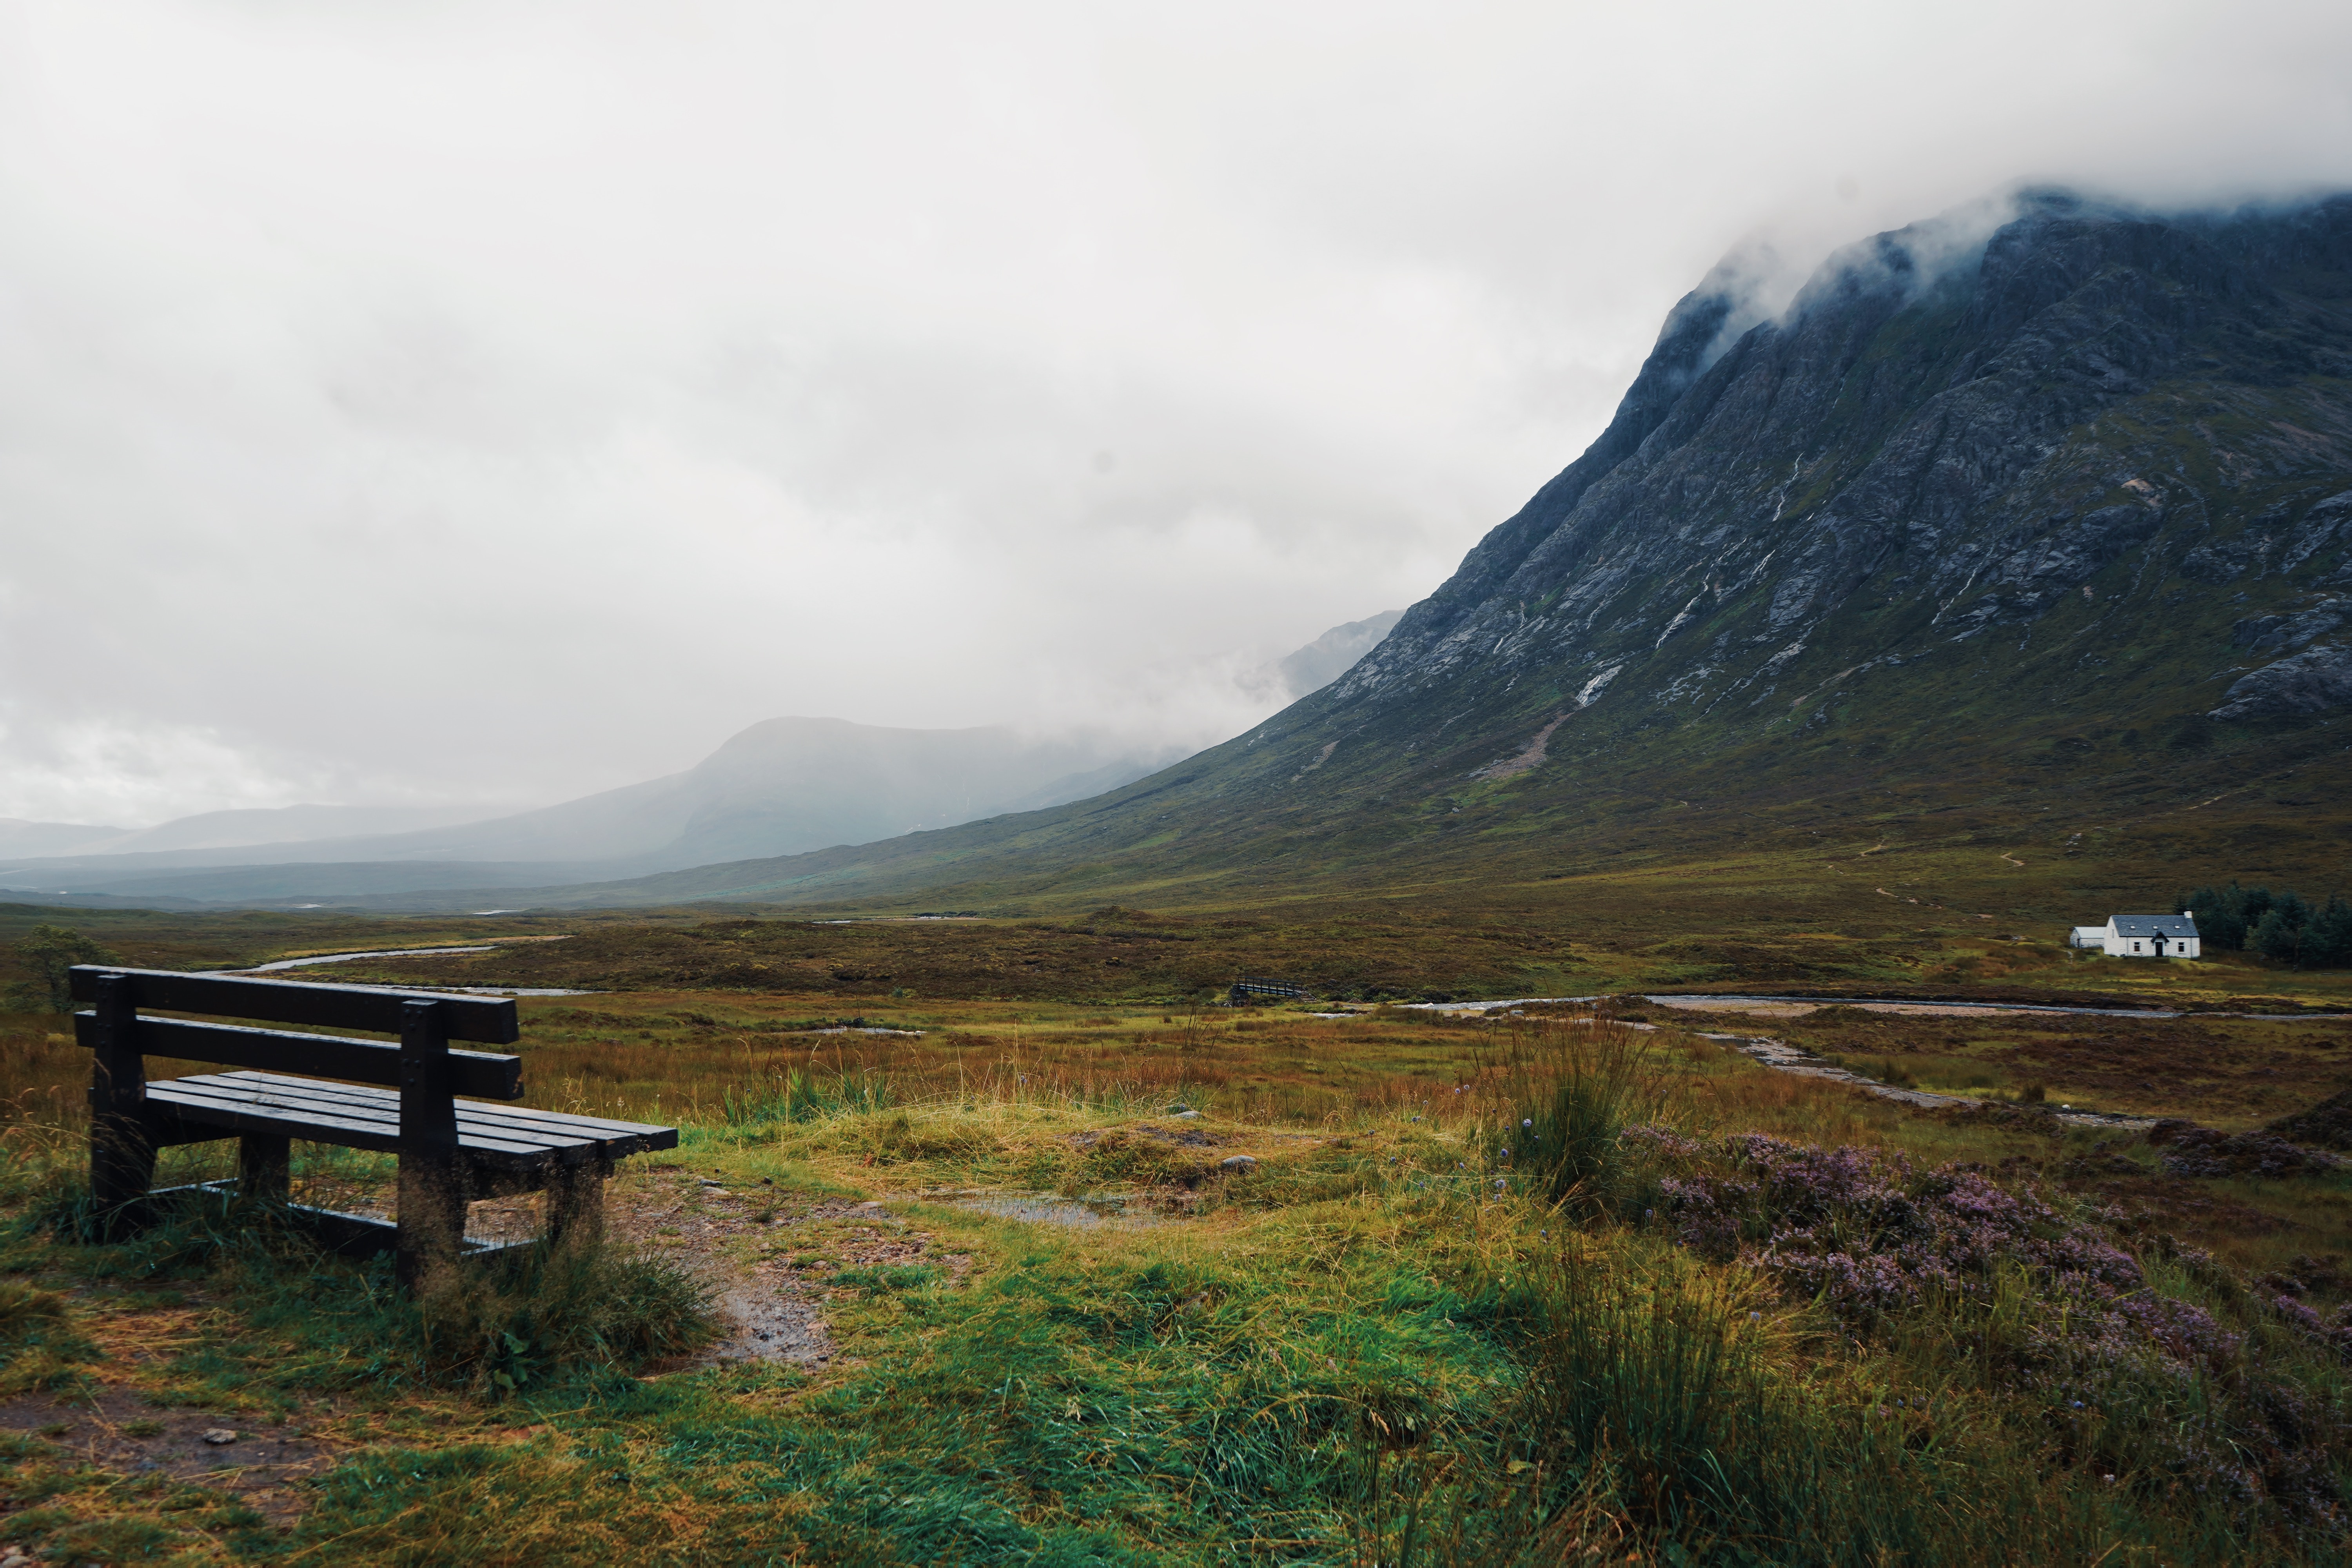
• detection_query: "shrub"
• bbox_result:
[1489,1022,1659,1217]
[406,1242,717,1393]
[4,925,117,1014]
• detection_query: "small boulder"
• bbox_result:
[1217,1155,1257,1174]
[201,1429,238,1446]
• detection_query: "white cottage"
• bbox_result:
[2071,913,2201,958]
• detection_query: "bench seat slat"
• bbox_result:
[143,1073,677,1170]
[152,1074,550,1151]
[429,1101,675,1140]
[176,1073,643,1154]
[145,1082,557,1162]
[215,1073,670,1152]
[221,1081,668,1152]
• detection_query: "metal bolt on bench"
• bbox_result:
[70,965,678,1288]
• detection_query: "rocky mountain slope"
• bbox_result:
[32,191,2352,915]
[387,188,2351,917]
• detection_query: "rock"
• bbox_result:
[2230,600,2343,653]
[2208,642,2352,720]
[1217,1155,1257,1174]
[1171,1109,1203,1120]
[201,1428,238,1445]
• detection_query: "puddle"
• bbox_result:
[929,1189,1164,1228]
[1406,995,1600,1014]
[708,1285,833,1366]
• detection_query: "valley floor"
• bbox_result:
[1,980,2349,1564]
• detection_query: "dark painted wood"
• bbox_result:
[75,967,675,1291]
[143,1080,549,1158]
[72,1013,523,1099]
[397,999,464,1288]
[88,973,154,1227]
[150,1073,675,1156]
[67,966,519,1044]
[137,1076,682,1165]
[239,1134,290,1202]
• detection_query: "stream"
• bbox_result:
[206,944,592,996]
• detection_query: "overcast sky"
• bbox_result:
[4,0,2349,827]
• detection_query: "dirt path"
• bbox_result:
[595,1170,970,1372]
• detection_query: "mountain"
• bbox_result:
[283,188,2352,916]
[0,819,127,858]
[21,192,2352,918]
[0,719,1170,900]
[1274,610,1405,699]
[0,606,1414,905]
[101,803,501,854]
[0,804,508,862]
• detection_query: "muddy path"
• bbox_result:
[467,1169,973,1373]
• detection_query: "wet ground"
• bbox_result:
[1697,1029,2163,1131]
[0,1290,340,1537]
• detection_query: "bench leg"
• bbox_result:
[90,1117,156,1235]
[544,1162,606,1252]
[239,1134,291,1204]
[396,1152,467,1291]
[89,973,153,1238]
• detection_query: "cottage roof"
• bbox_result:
[2111,914,2198,938]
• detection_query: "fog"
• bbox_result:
[4,0,2348,826]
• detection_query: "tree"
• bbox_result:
[6,924,118,1013]
[2303,897,2352,969]
[2253,893,2312,964]
[2183,884,2248,951]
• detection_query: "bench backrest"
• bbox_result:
[69,966,524,1101]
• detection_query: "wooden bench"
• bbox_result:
[69,965,677,1285]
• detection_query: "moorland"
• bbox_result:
[0,889,2350,1564]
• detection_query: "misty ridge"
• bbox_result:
[0,610,1403,900]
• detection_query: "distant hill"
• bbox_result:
[0,606,1412,905]
[0,804,501,861]
[265,189,2352,917]
[0,818,127,858]
[0,719,1171,900]
[1274,610,1404,699]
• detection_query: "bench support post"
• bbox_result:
[89,973,154,1235]
[239,1134,292,1204]
[543,1157,607,1252]
[396,1000,465,1290]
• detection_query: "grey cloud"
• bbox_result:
[2,0,2349,824]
